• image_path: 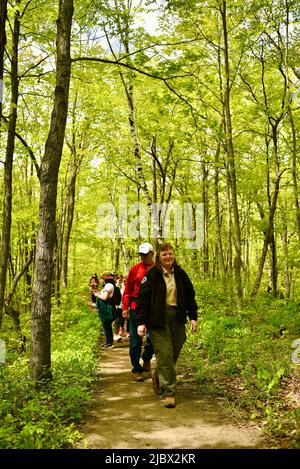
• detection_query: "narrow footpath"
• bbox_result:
[76,340,269,449]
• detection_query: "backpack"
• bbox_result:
[109,285,122,307]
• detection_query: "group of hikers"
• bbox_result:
[88,242,198,409]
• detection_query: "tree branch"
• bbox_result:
[71,55,206,118]
[1,114,40,179]
[19,55,49,79]
[5,250,34,305]
[116,36,201,62]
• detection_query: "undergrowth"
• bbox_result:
[184,281,300,448]
[1,281,299,449]
[0,291,100,449]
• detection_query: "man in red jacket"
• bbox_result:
[122,242,155,381]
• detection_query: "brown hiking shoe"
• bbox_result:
[162,396,176,408]
[133,372,144,382]
[142,360,151,372]
[151,371,161,395]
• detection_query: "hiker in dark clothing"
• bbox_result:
[122,242,155,382]
[136,243,198,408]
[113,274,126,342]
[88,273,99,305]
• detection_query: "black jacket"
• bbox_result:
[136,264,198,329]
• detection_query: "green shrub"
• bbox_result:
[0,294,100,449]
[184,281,300,447]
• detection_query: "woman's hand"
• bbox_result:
[137,325,146,337]
[190,320,197,333]
[122,309,129,319]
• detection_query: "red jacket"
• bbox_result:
[122,262,154,311]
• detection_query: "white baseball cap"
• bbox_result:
[138,242,154,255]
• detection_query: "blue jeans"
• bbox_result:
[129,309,154,373]
[102,319,113,346]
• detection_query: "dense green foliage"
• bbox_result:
[0,0,299,449]
[184,282,300,448]
[0,283,299,448]
[0,292,99,449]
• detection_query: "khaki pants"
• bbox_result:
[150,307,186,397]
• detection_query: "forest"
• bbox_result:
[0,0,299,449]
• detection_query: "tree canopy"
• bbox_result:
[0,0,299,380]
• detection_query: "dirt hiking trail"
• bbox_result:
[76,340,270,450]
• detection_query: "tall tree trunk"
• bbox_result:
[225,160,234,305]
[251,119,283,299]
[156,138,176,241]
[284,4,300,248]
[0,0,7,126]
[281,214,290,298]
[106,4,160,242]
[61,164,77,287]
[152,136,158,204]
[124,73,162,241]
[151,135,162,245]
[61,89,88,287]
[114,247,120,273]
[280,202,291,298]
[251,173,282,299]
[216,46,227,286]
[244,201,251,290]
[255,133,280,299]
[220,0,243,309]
[269,232,278,297]
[202,156,209,276]
[53,227,61,305]
[214,139,226,280]
[288,107,300,248]
[119,237,128,272]
[0,1,20,326]
[117,195,129,272]
[30,0,73,383]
